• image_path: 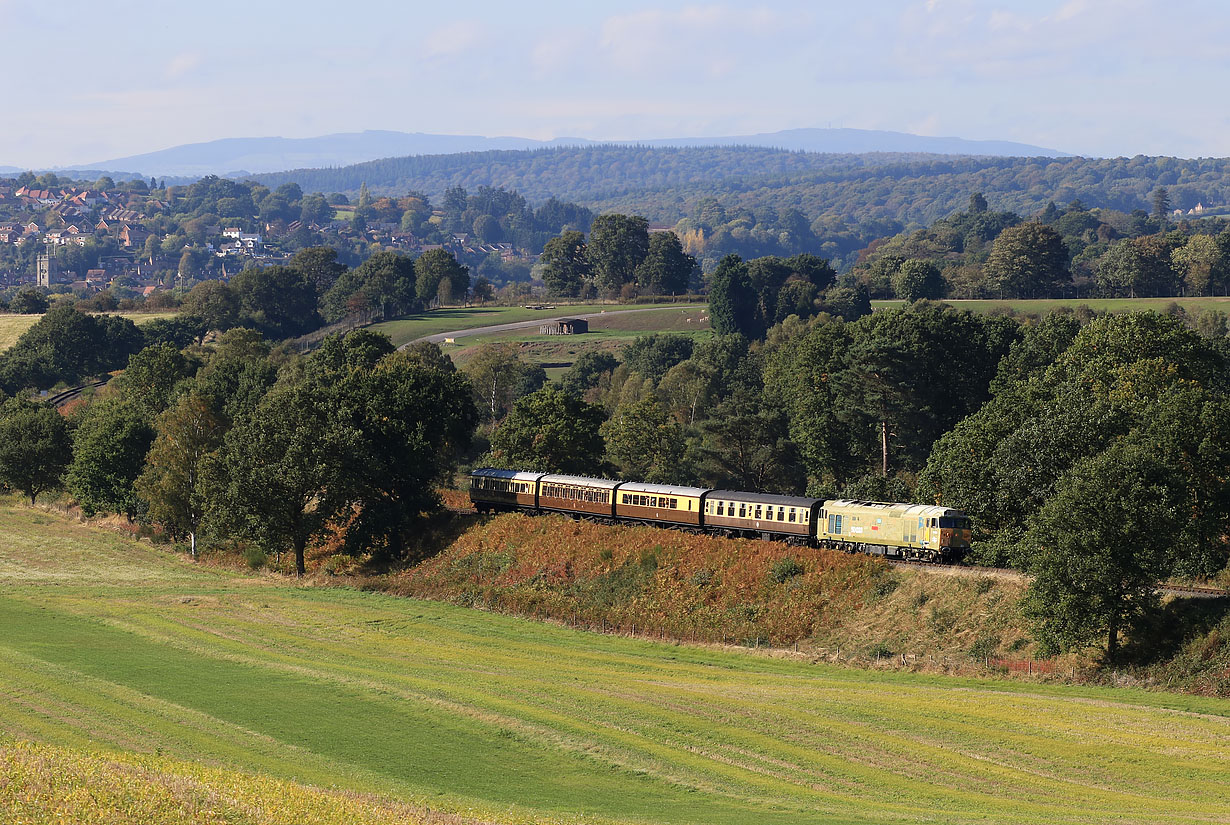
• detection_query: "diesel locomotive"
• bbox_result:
[469,468,972,562]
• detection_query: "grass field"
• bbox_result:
[1,503,1228,824]
[368,302,705,348]
[0,311,179,352]
[872,296,1230,315]
[0,740,445,825]
[447,307,711,374]
[0,314,37,351]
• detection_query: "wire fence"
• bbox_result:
[475,600,1068,677]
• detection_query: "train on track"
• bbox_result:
[469,468,972,563]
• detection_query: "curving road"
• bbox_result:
[402,305,708,348]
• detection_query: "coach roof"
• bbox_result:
[539,474,622,490]
[617,481,709,497]
[707,490,820,508]
[471,468,544,483]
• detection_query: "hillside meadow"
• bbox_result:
[446,306,711,374]
[0,311,179,353]
[368,301,704,348]
[0,501,1228,824]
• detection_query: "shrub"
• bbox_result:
[691,569,715,587]
[869,575,900,601]
[968,635,1000,660]
[243,545,267,570]
[867,641,893,659]
[770,557,805,583]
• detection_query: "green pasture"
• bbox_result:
[448,306,711,374]
[0,503,1227,825]
[0,311,179,352]
[0,314,37,351]
[368,302,706,348]
[873,296,1230,316]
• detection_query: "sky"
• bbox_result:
[5,0,1230,168]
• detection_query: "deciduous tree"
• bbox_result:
[602,394,684,483]
[587,214,649,293]
[0,397,71,504]
[135,392,224,558]
[491,386,605,474]
[67,397,156,519]
[540,230,591,297]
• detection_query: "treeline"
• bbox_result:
[0,245,483,394]
[250,145,873,203]
[0,329,475,573]
[851,192,1230,301]
[253,146,1230,258]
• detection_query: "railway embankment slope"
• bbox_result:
[370,512,1230,695]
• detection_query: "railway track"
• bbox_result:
[888,557,1229,597]
[451,506,1230,598]
[1159,582,1230,599]
[41,379,109,408]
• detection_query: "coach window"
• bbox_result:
[670,498,678,509]
[788,509,796,523]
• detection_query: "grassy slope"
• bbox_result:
[0,740,450,825]
[0,311,179,352]
[871,296,1230,315]
[1,504,1228,825]
[368,303,704,349]
[447,307,711,373]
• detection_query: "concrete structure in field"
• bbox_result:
[539,318,588,335]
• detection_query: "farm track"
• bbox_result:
[446,506,1230,598]
[406,305,707,346]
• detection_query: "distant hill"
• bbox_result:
[61,128,1067,178]
[251,146,1230,232]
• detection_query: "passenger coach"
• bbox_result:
[703,491,820,543]
[613,481,706,528]
[538,474,621,519]
[470,468,542,513]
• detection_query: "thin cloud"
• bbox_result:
[165,52,202,81]
[423,20,490,60]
